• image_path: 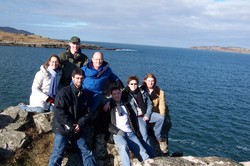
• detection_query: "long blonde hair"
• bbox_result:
[143,73,157,87]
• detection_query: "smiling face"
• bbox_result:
[92,52,104,70]
[72,74,84,89]
[128,80,138,92]
[49,57,59,70]
[145,77,155,89]
[69,42,80,55]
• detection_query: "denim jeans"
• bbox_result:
[113,132,149,166]
[48,133,96,166]
[19,104,54,113]
[149,112,165,140]
[137,117,154,158]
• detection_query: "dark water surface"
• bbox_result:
[0,43,249,162]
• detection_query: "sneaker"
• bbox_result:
[159,141,168,154]
[171,151,183,157]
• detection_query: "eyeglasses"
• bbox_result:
[129,83,138,85]
[50,61,59,64]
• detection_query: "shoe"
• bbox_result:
[171,151,183,157]
[159,141,168,154]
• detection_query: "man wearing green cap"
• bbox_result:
[58,36,88,89]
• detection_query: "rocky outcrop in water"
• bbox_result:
[192,46,250,54]
[0,105,248,166]
[0,31,116,50]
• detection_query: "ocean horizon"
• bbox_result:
[0,42,249,162]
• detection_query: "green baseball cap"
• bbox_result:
[70,36,80,43]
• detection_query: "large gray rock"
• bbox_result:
[0,106,29,131]
[0,131,27,156]
[33,112,53,134]
[0,104,248,166]
[0,106,29,157]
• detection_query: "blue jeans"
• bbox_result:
[19,104,54,113]
[149,112,165,140]
[113,132,149,166]
[137,117,154,158]
[48,133,96,166]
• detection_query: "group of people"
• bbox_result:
[20,36,172,166]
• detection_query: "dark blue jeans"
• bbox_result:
[48,133,96,166]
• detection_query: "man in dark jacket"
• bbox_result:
[58,36,88,89]
[104,87,151,166]
[48,68,96,166]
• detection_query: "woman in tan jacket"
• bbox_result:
[143,73,172,155]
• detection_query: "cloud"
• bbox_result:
[1,0,250,48]
[27,22,88,28]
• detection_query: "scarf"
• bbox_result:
[150,86,160,100]
[48,66,58,99]
[115,101,127,116]
[125,86,146,115]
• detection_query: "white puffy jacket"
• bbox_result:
[29,65,62,109]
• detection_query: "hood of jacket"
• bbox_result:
[85,60,109,77]
[40,65,50,77]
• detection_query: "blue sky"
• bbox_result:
[1,0,250,48]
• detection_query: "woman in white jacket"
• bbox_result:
[20,55,62,112]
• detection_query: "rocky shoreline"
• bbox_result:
[192,46,250,54]
[0,31,116,50]
[1,105,249,166]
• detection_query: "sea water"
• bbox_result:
[0,43,249,162]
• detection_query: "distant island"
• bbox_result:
[0,27,115,50]
[192,46,250,54]
[2,27,250,54]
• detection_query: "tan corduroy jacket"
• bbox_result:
[150,86,166,116]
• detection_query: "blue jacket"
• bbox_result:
[81,61,120,94]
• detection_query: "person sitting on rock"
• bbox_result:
[121,76,154,158]
[81,51,124,133]
[19,54,62,112]
[81,51,124,96]
[103,87,151,166]
[142,73,172,155]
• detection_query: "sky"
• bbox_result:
[1,0,250,49]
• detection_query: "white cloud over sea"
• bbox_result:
[1,0,250,48]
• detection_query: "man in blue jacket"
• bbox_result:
[48,68,96,166]
[81,51,124,96]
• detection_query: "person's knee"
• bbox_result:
[117,144,129,152]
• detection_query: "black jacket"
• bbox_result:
[103,99,141,143]
[52,84,96,138]
[58,47,88,88]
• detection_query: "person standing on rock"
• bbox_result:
[48,68,97,166]
[58,36,88,89]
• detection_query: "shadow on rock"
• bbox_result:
[0,114,14,129]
